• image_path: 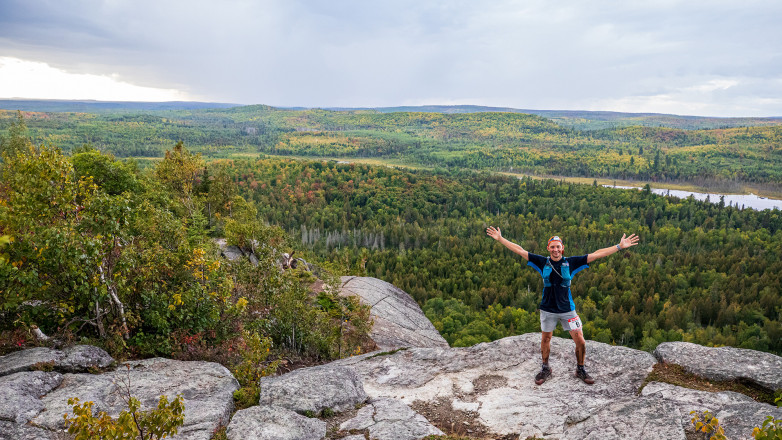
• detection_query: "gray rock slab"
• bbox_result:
[654,342,782,391]
[0,347,63,377]
[340,397,443,440]
[334,333,657,437]
[226,405,326,440]
[56,345,115,372]
[560,395,686,440]
[340,276,449,350]
[260,365,368,414]
[0,421,69,440]
[0,371,62,424]
[31,358,239,440]
[642,381,782,440]
[0,345,114,377]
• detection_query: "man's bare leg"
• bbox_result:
[569,329,594,384]
[570,329,585,365]
[541,331,553,364]
[535,331,554,385]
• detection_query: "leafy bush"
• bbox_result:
[231,330,278,410]
[64,372,184,440]
[753,416,782,440]
[64,395,184,440]
[690,410,727,440]
[691,409,782,440]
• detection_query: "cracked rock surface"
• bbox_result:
[226,405,326,440]
[0,371,62,424]
[654,342,782,391]
[339,276,448,350]
[329,334,782,439]
[333,333,663,438]
[259,365,368,413]
[340,397,444,440]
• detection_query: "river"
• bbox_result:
[605,185,782,211]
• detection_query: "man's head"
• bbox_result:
[547,236,564,260]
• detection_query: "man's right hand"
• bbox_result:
[486,226,502,240]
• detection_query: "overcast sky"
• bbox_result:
[1,0,780,117]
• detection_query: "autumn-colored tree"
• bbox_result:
[154,141,203,215]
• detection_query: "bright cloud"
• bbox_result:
[0,57,192,101]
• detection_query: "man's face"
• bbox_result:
[547,240,564,260]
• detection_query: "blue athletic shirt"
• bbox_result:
[527,253,589,313]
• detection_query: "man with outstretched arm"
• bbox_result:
[486,227,640,385]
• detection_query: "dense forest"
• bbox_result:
[211,157,782,354]
[2,106,782,191]
[1,110,781,359]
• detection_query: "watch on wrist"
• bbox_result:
[616,244,622,250]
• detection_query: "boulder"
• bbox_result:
[30,358,239,440]
[642,381,782,440]
[0,347,62,377]
[339,276,449,350]
[340,397,444,440]
[57,345,115,372]
[215,238,247,262]
[259,365,367,414]
[0,345,114,377]
[226,405,326,440]
[0,371,62,424]
[654,342,782,391]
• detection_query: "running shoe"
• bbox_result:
[535,366,552,385]
[575,367,595,385]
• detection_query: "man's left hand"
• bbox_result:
[619,233,640,249]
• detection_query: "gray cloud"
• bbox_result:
[1,0,780,116]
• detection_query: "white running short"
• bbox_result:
[540,310,582,332]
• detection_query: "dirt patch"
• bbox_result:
[410,398,518,440]
[640,362,776,405]
[422,436,521,440]
[472,375,508,395]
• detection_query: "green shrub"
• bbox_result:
[753,416,782,440]
[64,394,184,440]
[690,410,727,440]
[231,330,278,410]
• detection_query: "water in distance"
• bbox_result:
[606,185,782,211]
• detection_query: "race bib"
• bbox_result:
[567,315,582,329]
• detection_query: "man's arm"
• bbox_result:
[587,233,639,263]
[486,226,529,260]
